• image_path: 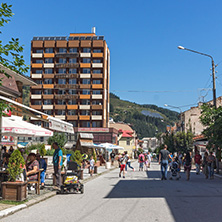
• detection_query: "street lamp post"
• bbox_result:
[178,46,216,108]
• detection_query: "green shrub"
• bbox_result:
[70,150,82,167]
[46,149,54,156]
[39,144,46,157]
[7,149,25,182]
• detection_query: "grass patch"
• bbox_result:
[0,199,28,205]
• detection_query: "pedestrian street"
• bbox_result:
[2,161,222,222]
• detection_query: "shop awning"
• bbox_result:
[2,115,53,137]
[0,95,74,134]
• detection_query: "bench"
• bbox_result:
[27,169,43,195]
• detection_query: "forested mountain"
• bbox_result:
[110,93,179,139]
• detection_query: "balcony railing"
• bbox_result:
[55,94,78,100]
[55,74,78,78]
[56,63,79,68]
[54,84,79,89]
[55,53,79,58]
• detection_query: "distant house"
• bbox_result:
[109,122,136,156]
[142,137,158,152]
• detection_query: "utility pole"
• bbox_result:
[212,59,217,107]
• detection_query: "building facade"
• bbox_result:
[30,31,110,129]
[183,97,222,136]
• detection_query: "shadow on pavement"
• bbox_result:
[105,170,222,222]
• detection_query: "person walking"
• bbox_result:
[138,152,145,171]
[125,151,135,171]
[89,155,95,176]
[52,142,63,190]
[147,152,152,168]
[119,153,127,178]
[194,151,202,175]
[110,151,116,166]
[202,152,209,179]
[207,151,216,179]
[184,151,192,181]
[159,145,172,180]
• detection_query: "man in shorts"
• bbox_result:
[119,153,127,178]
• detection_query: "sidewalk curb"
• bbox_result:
[214,174,222,179]
[0,165,118,219]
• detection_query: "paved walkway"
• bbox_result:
[2,161,222,222]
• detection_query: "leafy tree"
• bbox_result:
[70,150,82,167]
[47,132,67,149]
[39,144,46,157]
[7,149,25,182]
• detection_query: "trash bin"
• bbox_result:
[105,162,111,169]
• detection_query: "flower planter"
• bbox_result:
[2,181,27,201]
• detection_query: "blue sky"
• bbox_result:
[3,0,222,112]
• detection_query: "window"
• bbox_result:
[68,99,77,105]
[57,100,66,105]
[35,60,43,64]
[82,79,90,84]
[43,122,49,128]
[57,110,66,115]
[92,100,102,105]
[82,89,90,95]
[69,89,77,95]
[34,121,41,126]
[45,48,53,53]
[81,121,90,127]
[59,58,66,64]
[58,90,66,95]
[93,80,102,84]
[92,121,102,127]
[93,49,102,53]
[44,79,53,84]
[126,140,130,146]
[44,110,52,115]
[80,110,90,115]
[45,58,53,63]
[93,59,102,63]
[82,58,91,63]
[69,48,77,53]
[33,90,41,95]
[69,79,77,84]
[43,100,52,105]
[69,69,77,74]
[81,100,90,105]
[35,80,42,84]
[82,68,90,74]
[92,90,101,95]
[69,58,77,63]
[59,48,67,53]
[68,121,77,127]
[36,49,43,53]
[34,69,42,74]
[44,89,53,94]
[68,110,76,115]
[33,100,41,105]
[92,110,102,115]
[58,79,66,84]
[93,69,101,74]
[45,69,53,74]
[58,68,66,74]
[83,48,91,53]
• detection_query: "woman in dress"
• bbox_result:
[184,151,192,181]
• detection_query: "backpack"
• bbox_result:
[140,155,143,162]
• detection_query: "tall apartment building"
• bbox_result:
[30,31,110,129]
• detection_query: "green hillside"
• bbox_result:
[110,93,179,139]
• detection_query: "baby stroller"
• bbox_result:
[169,161,180,180]
[58,161,84,194]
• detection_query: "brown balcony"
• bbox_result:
[68,41,79,47]
[55,53,79,58]
[92,84,103,89]
[44,53,55,58]
[43,84,54,89]
[79,115,90,120]
[81,40,91,47]
[92,105,103,110]
[92,74,103,78]
[79,94,90,99]
[67,115,78,120]
[93,40,103,47]
[56,41,67,47]
[55,74,78,78]
[43,74,54,78]
[55,105,66,109]
[32,63,43,68]
[43,95,54,99]
[56,63,79,68]
[80,84,91,89]
[32,41,43,48]
[67,105,78,110]
[44,40,55,47]
[92,53,103,57]
[55,94,78,100]
[80,63,91,68]
[55,84,79,89]
[31,85,42,89]
[30,105,42,109]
